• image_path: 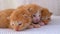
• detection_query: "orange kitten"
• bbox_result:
[0,9,14,28]
[10,8,32,31]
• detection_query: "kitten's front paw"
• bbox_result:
[33,24,40,28]
[27,25,34,29]
[39,22,45,26]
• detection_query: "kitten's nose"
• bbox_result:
[36,19,39,22]
[15,28,19,31]
[15,26,19,31]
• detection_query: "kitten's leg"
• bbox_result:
[32,24,40,28]
[39,21,45,26]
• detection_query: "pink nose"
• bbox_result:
[15,26,19,31]
[15,28,19,31]
[36,19,39,22]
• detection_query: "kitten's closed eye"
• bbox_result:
[47,17,51,20]
[12,23,14,26]
[11,21,22,26]
[33,15,36,17]
[18,22,22,25]
[39,15,40,16]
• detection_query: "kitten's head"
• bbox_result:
[25,4,42,24]
[41,8,52,24]
[10,8,32,31]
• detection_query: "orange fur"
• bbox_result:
[17,4,42,15]
[41,8,52,25]
[0,9,14,28]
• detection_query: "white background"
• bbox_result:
[0,0,59,16]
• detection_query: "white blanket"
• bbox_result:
[0,16,60,34]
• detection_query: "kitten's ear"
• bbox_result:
[50,12,53,15]
[27,8,32,12]
[50,12,52,15]
[41,9,44,13]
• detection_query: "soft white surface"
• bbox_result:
[0,16,60,34]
